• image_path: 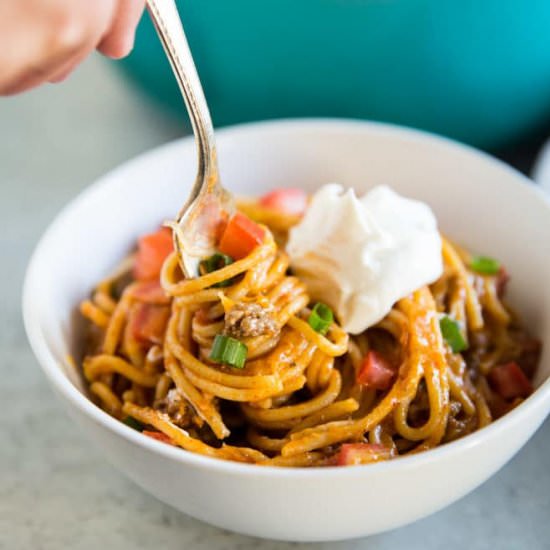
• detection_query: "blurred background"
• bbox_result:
[2,1,550,548]
[121,0,550,153]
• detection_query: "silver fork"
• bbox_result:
[146,0,234,278]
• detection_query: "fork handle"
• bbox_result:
[146,0,217,210]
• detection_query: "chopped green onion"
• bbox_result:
[200,253,235,287]
[210,334,248,369]
[470,255,500,275]
[439,316,468,353]
[307,302,334,335]
[201,252,234,272]
[122,416,144,432]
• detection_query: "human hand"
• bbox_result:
[0,0,145,95]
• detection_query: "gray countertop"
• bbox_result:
[1,56,548,550]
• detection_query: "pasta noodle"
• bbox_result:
[79,194,540,467]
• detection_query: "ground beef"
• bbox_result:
[155,389,191,428]
[224,302,278,339]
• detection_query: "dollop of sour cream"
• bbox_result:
[287,184,443,334]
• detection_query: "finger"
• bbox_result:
[0,74,43,96]
[0,48,76,95]
[48,62,78,83]
[47,54,84,83]
[3,41,92,93]
[3,52,83,94]
[0,0,117,94]
[97,0,145,59]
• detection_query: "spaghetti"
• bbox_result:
[80,191,540,467]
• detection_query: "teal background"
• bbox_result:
[119,0,550,149]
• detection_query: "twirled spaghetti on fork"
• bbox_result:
[80,188,540,467]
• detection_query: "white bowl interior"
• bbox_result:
[29,120,550,393]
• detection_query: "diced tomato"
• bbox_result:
[128,303,171,345]
[219,212,265,260]
[133,227,174,281]
[143,431,175,446]
[259,188,308,215]
[496,266,510,298]
[332,443,391,466]
[128,280,170,305]
[357,351,396,390]
[488,362,533,400]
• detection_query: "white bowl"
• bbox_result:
[23,119,550,542]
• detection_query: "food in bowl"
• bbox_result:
[24,121,550,540]
[79,182,541,467]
